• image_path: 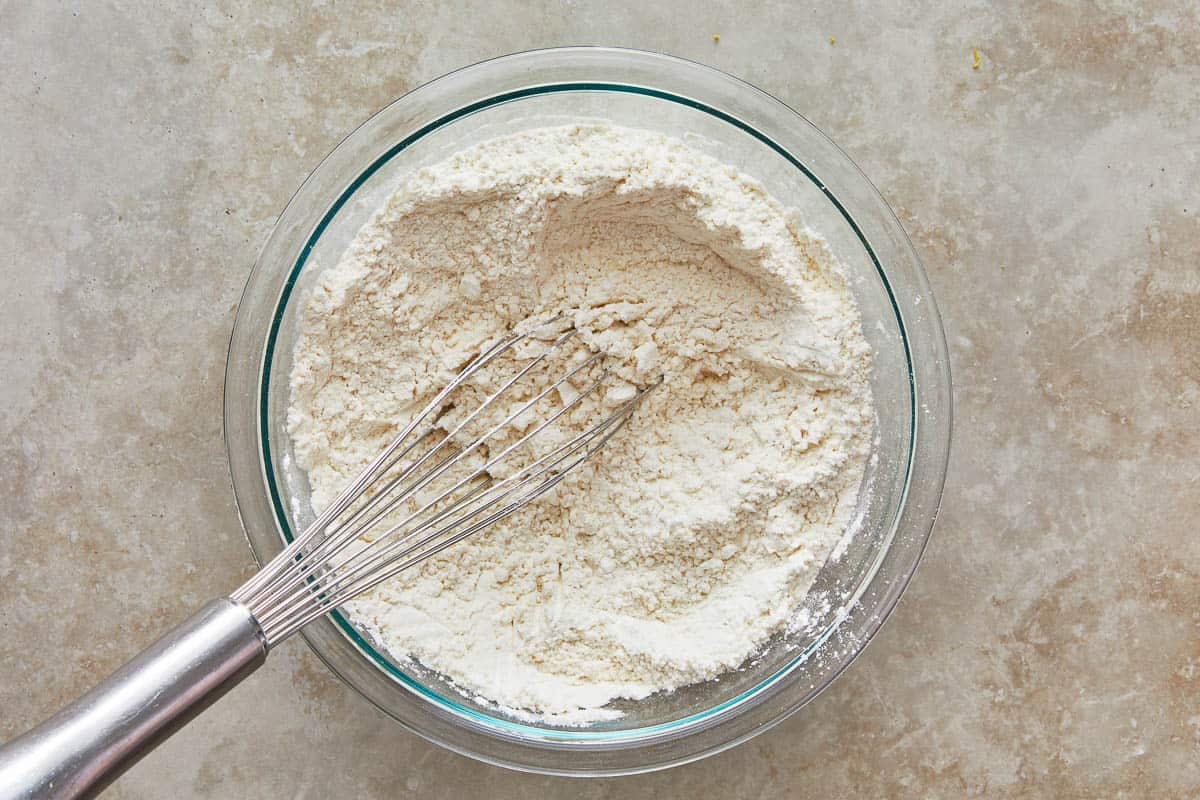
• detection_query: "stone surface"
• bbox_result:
[2,1,1198,797]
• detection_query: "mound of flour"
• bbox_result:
[287,125,874,722]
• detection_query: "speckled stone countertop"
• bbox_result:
[3,3,1198,797]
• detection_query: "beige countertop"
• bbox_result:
[3,2,1198,797]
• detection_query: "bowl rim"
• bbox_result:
[224,45,953,775]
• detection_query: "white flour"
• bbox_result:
[287,125,874,722]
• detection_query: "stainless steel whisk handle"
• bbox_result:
[0,599,266,800]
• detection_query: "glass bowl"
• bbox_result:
[224,47,952,775]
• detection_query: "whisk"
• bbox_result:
[0,318,657,800]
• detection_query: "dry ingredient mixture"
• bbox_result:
[287,125,875,722]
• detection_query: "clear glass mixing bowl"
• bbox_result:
[224,47,952,775]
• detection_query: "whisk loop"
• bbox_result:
[232,317,658,645]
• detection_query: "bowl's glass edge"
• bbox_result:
[223,46,953,776]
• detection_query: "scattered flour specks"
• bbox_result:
[287,125,875,722]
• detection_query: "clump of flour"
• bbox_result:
[287,124,875,722]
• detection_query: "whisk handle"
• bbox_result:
[0,598,266,800]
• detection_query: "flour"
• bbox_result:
[286,124,875,722]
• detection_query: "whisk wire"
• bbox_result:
[245,343,602,619]
[257,389,648,641]
[233,318,657,646]
[234,321,567,604]
[251,357,612,634]
[235,319,567,600]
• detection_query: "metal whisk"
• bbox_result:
[0,318,656,800]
